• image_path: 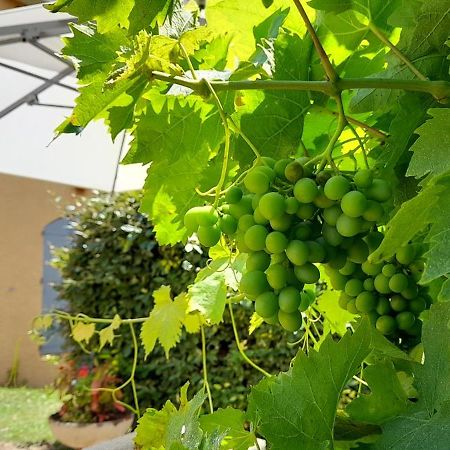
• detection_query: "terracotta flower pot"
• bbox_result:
[48,413,134,449]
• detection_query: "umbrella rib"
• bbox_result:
[29,39,72,67]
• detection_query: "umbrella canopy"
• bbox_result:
[0,4,147,191]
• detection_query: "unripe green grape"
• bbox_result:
[341,191,368,218]
[257,165,276,182]
[274,158,291,178]
[328,270,348,290]
[285,197,299,214]
[396,311,415,330]
[240,270,269,298]
[390,295,407,312]
[260,156,276,168]
[324,175,351,200]
[316,170,333,186]
[279,286,301,313]
[376,297,391,315]
[322,224,344,247]
[259,192,286,220]
[219,214,238,235]
[323,205,342,226]
[286,268,304,290]
[225,186,243,204]
[354,169,373,189]
[396,245,416,265]
[278,310,303,332]
[306,240,326,263]
[191,205,218,226]
[229,195,253,218]
[184,208,199,234]
[314,187,335,208]
[266,231,289,254]
[376,315,397,335]
[389,273,409,293]
[405,319,422,336]
[363,200,384,222]
[253,207,269,225]
[238,214,256,231]
[346,299,359,314]
[244,170,270,194]
[296,157,313,175]
[255,292,279,318]
[197,224,221,247]
[270,214,293,232]
[362,260,383,276]
[363,278,375,291]
[367,178,392,202]
[266,264,288,290]
[327,251,347,270]
[382,264,397,278]
[294,178,319,203]
[336,214,362,237]
[252,193,262,210]
[264,314,279,325]
[355,291,377,313]
[236,233,251,253]
[294,222,313,240]
[345,278,364,297]
[347,239,369,264]
[338,293,351,310]
[284,161,304,183]
[244,225,268,251]
[296,203,316,220]
[286,240,309,266]
[339,260,357,276]
[246,251,271,272]
[374,273,391,294]
[401,281,419,300]
[409,259,425,281]
[409,297,427,314]
[294,263,320,284]
[271,252,287,265]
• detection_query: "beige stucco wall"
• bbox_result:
[0,173,77,386]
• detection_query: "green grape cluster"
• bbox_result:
[327,242,430,344]
[184,156,394,333]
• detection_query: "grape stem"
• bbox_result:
[347,122,370,169]
[201,326,214,414]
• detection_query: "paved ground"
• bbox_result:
[0,445,51,450]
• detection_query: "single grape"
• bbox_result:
[252,193,262,210]
[341,191,368,218]
[271,252,287,265]
[306,240,326,263]
[246,251,271,272]
[405,319,422,336]
[259,192,286,220]
[338,293,351,310]
[286,240,309,266]
[323,205,342,226]
[396,245,416,265]
[401,281,419,300]
[219,214,238,235]
[197,224,221,247]
[264,314,279,325]
[327,251,347,270]
[236,232,251,253]
[346,299,359,314]
[363,278,375,291]
[266,231,289,254]
[327,269,348,290]
[316,170,333,186]
[266,264,288,290]
[285,197,300,215]
[376,315,397,335]
[409,297,426,314]
[361,260,383,276]
[184,208,199,234]
[367,178,392,202]
[278,286,301,313]
[354,169,373,189]
[322,224,344,247]
[382,264,397,278]
[274,158,291,178]
[284,161,304,183]
[225,186,243,204]
[376,297,391,315]
[240,271,269,298]
[347,239,369,264]
[191,205,218,226]
[253,207,269,225]
[238,214,256,231]
[244,169,270,194]
[260,156,276,168]
[270,214,293,232]
[257,165,276,182]
[314,187,335,208]
[255,292,279,318]
[374,273,391,294]
[355,291,377,313]
[229,195,253,218]
[389,273,409,293]
[363,200,384,223]
[296,203,316,220]
[336,214,362,237]
[396,311,415,330]
[294,178,319,203]
[278,310,303,332]
[324,175,351,200]
[345,278,364,297]
[390,295,407,312]
[339,260,357,276]
[293,222,313,240]
[294,263,320,284]
[244,225,269,251]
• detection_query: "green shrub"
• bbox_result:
[51,193,296,410]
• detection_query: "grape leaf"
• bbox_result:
[248,319,373,449]
[72,322,95,344]
[140,286,190,358]
[98,314,121,350]
[188,272,227,325]
[128,0,176,34]
[407,109,450,178]
[375,302,450,449]
[199,407,256,450]
[438,278,450,301]
[421,229,450,284]
[346,362,410,425]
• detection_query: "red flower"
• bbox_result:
[77,365,90,378]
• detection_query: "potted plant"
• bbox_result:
[48,360,134,449]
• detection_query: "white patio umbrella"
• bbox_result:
[0,4,147,192]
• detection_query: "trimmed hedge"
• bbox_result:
[52,193,296,410]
